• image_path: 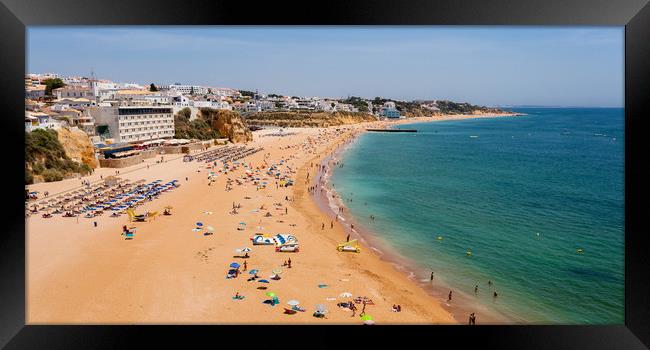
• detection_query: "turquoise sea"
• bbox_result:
[330,108,624,324]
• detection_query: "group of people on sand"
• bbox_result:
[282,258,292,268]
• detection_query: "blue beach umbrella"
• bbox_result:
[230,262,240,269]
[196,222,203,227]
[249,269,259,275]
[258,279,270,283]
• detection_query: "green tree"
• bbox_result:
[43,78,65,96]
[149,83,158,92]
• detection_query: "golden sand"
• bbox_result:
[26,113,517,324]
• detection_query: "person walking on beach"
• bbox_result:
[322,223,325,230]
[346,234,350,242]
[350,301,357,317]
[469,313,476,325]
[493,291,498,299]
[430,272,435,281]
[287,258,292,268]
[475,285,479,294]
[330,221,334,229]
[285,207,288,215]
[448,291,453,302]
[243,260,247,271]
[488,280,493,287]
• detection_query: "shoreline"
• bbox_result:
[27,124,457,324]
[25,113,520,325]
[308,114,521,324]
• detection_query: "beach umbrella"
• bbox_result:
[239,222,246,225]
[272,268,283,275]
[360,314,373,321]
[340,292,353,298]
[196,222,204,227]
[240,247,252,252]
[287,300,300,306]
[265,292,277,298]
[258,279,270,283]
[229,262,240,269]
[316,304,327,313]
[249,269,259,275]
[363,320,375,325]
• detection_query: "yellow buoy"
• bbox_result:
[466,250,472,256]
[437,236,443,240]
[577,248,584,254]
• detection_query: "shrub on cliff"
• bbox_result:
[174,108,222,140]
[42,169,64,182]
[25,129,91,184]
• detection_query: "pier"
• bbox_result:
[366,128,417,133]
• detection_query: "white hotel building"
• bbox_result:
[91,105,175,143]
[166,83,210,95]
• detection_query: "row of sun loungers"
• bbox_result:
[185,146,264,163]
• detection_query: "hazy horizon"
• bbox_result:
[27,26,624,107]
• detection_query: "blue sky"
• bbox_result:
[27,27,623,107]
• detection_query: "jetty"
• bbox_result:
[366,128,417,133]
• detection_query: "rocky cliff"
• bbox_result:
[199,108,253,143]
[244,111,377,128]
[57,127,98,168]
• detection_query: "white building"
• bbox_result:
[256,100,275,111]
[167,83,209,95]
[53,86,94,100]
[25,111,64,132]
[90,105,175,143]
[25,85,46,99]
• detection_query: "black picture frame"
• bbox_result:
[1,0,649,348]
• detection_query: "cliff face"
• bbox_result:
[245,111,377,128]
[57,127,98,168]
[199,108,252,143]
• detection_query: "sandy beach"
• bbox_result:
[26,113,518,325]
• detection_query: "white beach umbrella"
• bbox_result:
[287,300,300,306]
[339,292,353,298]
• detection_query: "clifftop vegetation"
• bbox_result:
[244,111,377,128]
[173,107,222,140]
[25,129,92,184]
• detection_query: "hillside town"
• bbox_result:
[26,72,509,185]
[25,73,414,138]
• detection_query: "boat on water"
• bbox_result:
[469,135,479,138]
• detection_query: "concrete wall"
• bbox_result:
[98,149,157,168]
[161,142,209,155]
